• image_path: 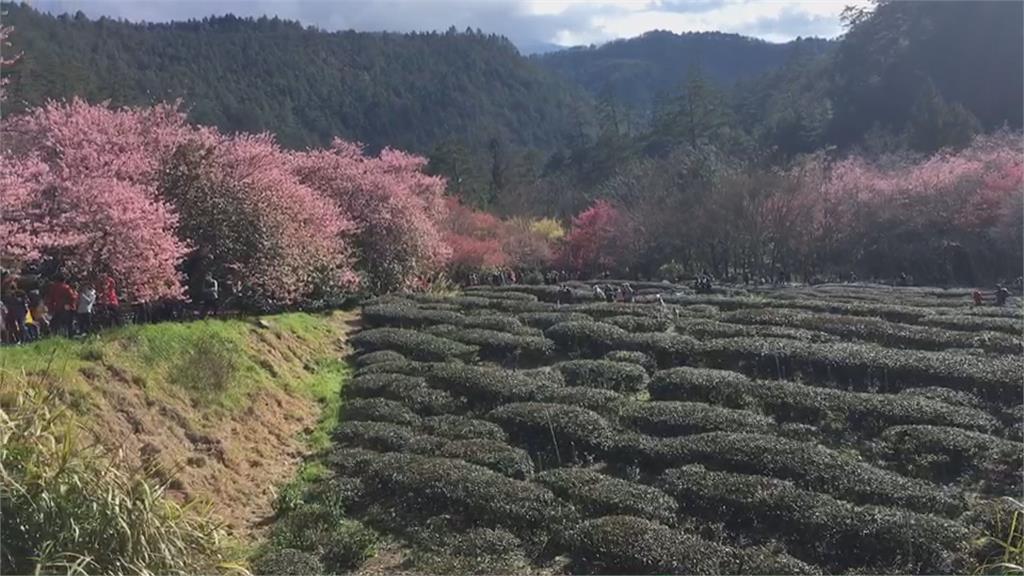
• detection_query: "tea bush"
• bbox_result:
[418,415,508,442]
[342,398,421,426]
[351,327,478,361]
[487,402,618,457]
[554,360,649,393]
[346,372,466,415]
[602,350,656,374]
[536,467,677,525]
[354,349,408,367]
[617,401,774,436]
[879,425,1023,492]
[425,364,556,408]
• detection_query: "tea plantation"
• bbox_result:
[270,282,1024,574]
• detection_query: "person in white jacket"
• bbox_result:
[76,281,97,335]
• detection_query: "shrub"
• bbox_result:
[617,401,774,437]
[722,308,1021,353]
[430,439,534,479]
[605,315,670,333]
[571,302,667,318]
[412,527,529,574]
[461,289,539,302]
[674,318,837,342]
[602,350,656,374]
[425,364,556,408]
[546,320,630,356]
[897,386,985,409]
[518,312,593,330]
[341,398,421,426]
[634,432,960,516]
[565,515,738,575]
[554,360,649,393]
[659,466,966,573]
[333,421,423,452]
[354,350,408,367]
[460,314,539,335]
[418,415,507,442]
[649,367,1000,437]
[487,402,618,457]
[362,303,466,328]
[268,500,379,571]
[880,425,1023,492]
[351,327,478,362]
[325,448,386,478]
[354,359,437,376]
[346,373,466,415]
[920,314,1022,335]
[620,332,699,368]
[697,337,1023,403]
[449,296,553,313]
[536,468,676,525]
[535,387,625,412]
[359,452,577,539]
[424,324,554,363]
[251,547,324,575]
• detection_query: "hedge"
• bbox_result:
[487,402,618,457]
[325,447,384,478]
[605,315,670,333]
[722,308,1021,353]
[620,332,699,368]
[649,367,1000,436]
[423,324,554,362]
[428,439,535,479]
[879,425,1023,493]
[621,431,961,515]
[350,328,478,362]
[535,468,677,525]
[418,415,507,442]
[659,466,967,573]
[354,350,408,367]
[534,387,625,412]
[346,372,466,415]
[354,359,434,376]
[468,284,595,303]
[896,386,985,409]
[358,452,577,539]
[566,515,819,575]
[460,314,540,335]
[696,337,1023,403]
[333,420,425,452]
[571,302,672,319]
[425,364,557,408]
[341,398,421,426]
[919,314,1023,336]
[545,321,631,357]
[554,360,649,393]
[566,515,734,575]
[617,401,774,437]
[411,526,529,574]
[460,289,539,302]
[674,317,837,342]
[449,296,553,313]
[602,350,656,374]
[518,312,594,330]
[362,303,466,329]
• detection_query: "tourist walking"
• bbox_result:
[75,281,97,335]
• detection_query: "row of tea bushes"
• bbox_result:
[659,466,967,574]
[695,337,1023,403]
[722,308,1021,353]
[649,367,1002,437]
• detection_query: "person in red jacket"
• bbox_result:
[45,275,77,337]
[97,275,120,327]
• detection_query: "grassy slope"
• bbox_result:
[1,311,355,534]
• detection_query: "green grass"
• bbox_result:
[1,312,353,421]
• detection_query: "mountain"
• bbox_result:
[535,31,833,109]
[1,3,592,153]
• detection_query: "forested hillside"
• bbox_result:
[535,31,833,110]
[0,2,589,152]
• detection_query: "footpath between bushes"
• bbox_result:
[1,310,357,565]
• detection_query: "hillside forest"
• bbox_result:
[0,0,1022,308]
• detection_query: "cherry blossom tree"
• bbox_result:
[291,140,450,292]
[1,99,189,300]
[160,133,357,305]
[561,200,638,277]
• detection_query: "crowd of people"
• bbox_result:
[0,270,225,345]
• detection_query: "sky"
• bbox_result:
[29,0,872,52]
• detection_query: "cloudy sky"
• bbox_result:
[30,0,870,51]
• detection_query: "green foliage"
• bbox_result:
[0,385,235,575]
[424,323,555,363]
[350,327,478,362]
[250,548,323,575]
[554,359,649,393]
[487,402,617,458]
[536,468,677,524]
[659,465,967,573]
[617,400,774,437]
